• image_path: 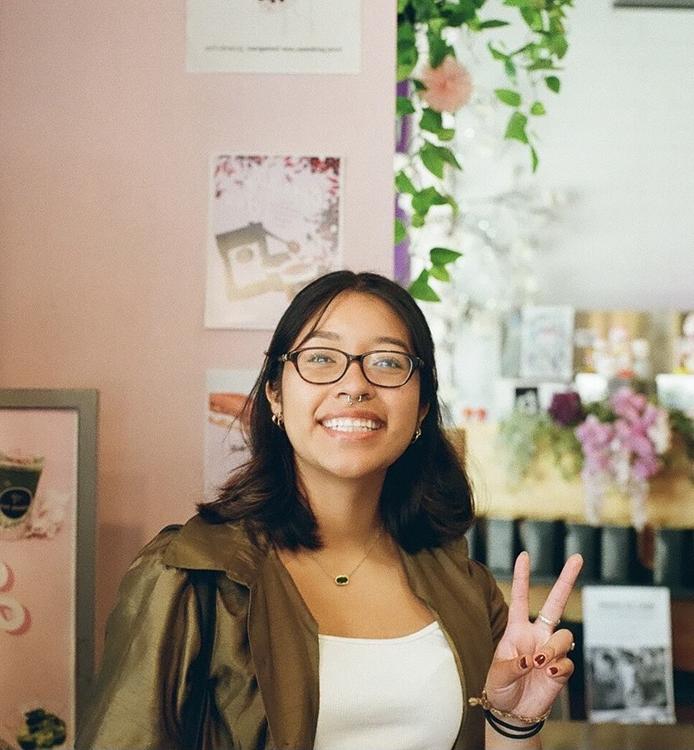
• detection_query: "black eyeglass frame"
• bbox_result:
[278,347,425,387]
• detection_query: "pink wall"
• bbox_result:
[0,1,396,656]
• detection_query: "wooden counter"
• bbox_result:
[542,720,694,749]
[463,423,694,528]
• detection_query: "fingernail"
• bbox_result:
[520,656,528,669]
[534,654,546,666]
[549,666,558,675]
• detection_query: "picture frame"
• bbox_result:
[0,389,97,749]
[614,1,694,8]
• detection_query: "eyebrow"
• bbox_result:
[302,329,411,350]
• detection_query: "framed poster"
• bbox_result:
[205,154,343,329]
[0,390,97,750]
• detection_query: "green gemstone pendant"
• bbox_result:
[335,575,350,586]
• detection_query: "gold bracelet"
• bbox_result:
[468,689,552,725]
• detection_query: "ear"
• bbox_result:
[418,402,430,426]
[265,381,282,416]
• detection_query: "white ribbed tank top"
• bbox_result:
[313,620,463,750]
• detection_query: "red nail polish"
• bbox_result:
[520,656,528,669]
[549,666,558,675]
[535,654,546,666]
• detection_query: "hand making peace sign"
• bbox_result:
[484,551,584,722]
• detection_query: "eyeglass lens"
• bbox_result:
[295,348,413,386]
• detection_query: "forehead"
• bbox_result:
[294,291,414,349]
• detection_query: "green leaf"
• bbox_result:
[504,111,528,143]
[394,218,407,245]
[520,7,544,32]
[429,264,450,282]
[411,78,426,91]
[411,213,425,228]
[530,100,546,116]
[428,31,453,68]
[430,247,463,265]
[420,108,443,134]
[441,1,477,25]
[408,270,441,302]
[495,88,522,107]
[435,144,461,170]
[396,22,418,81]
[397,0,409,12]
[526,59,556,71]
[487,43,508,62]
[545,75,561,93]
[419,142,445,179]
[549,33,569,59]
[530,146,539,173]
[395,170,416,195]
[412,0,437,22]
[476,19,510,29]
[396,96,415,117]
[412,186,448,215]
[438,127,455,141]
[504,58,517,79]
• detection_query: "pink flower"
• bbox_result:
[419,56,473,113]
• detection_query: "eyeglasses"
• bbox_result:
[278,347,424,388]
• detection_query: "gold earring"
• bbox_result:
[412,426,422,443]
[271,412,284,429]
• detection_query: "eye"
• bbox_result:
[370,353,407,369]
[303,349,337,365]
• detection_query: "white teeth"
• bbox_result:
[322,418,381,432]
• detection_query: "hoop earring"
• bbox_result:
[412,426,422,443]
[271,412,284,429]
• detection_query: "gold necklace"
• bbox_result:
[310,528,383,586]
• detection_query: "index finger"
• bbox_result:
[538,553,583,625]
[507,550,530,625]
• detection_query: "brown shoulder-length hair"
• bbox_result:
[198,271,475,553]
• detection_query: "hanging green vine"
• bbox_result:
[396,0,574,301]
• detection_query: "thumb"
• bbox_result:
[486,654,533,691]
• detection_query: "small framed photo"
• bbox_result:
[0,389,97,749]
[519,306,574,382]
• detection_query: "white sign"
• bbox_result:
[187,0,361,74]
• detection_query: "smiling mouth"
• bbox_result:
[321,418,383,432]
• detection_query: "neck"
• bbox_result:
[296,470,385,551]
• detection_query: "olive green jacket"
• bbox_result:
[77,515,508,750]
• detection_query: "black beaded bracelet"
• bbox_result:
[484,709,545,740]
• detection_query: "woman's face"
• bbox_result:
[266,291,429,488]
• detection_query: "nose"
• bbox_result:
[335,357,375,395]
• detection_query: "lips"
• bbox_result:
[318,409,385,433]
[321,417,382,432]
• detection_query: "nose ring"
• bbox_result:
[345,394,365,407]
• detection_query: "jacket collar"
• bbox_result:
[162,514,270,587]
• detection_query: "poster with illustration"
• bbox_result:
[204,369,260,502]
[0,409,79,749]
[205,154,342,330]
[186,0,361,74]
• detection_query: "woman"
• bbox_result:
[78,271,582,750]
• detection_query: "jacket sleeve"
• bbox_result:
[468,557,509,648]
[76,528,204,750]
